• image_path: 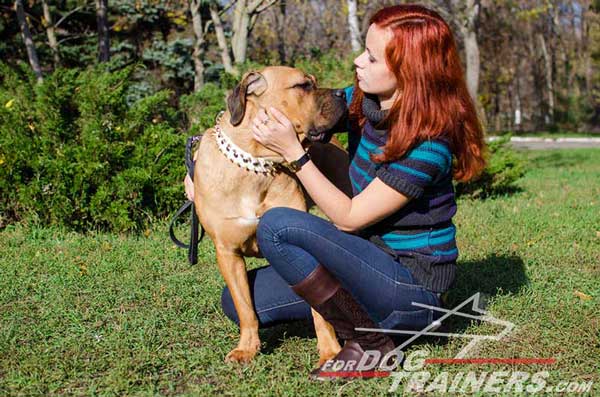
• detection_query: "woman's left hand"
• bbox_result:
[251,107,302,161]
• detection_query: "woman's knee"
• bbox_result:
[257,206,328,246]
[257,207,301,246]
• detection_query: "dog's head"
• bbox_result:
[226,66,347,143]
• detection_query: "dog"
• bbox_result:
[192,66,352,365]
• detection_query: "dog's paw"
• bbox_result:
[316,352,336,367]
[225,348,258,364]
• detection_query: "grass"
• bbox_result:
[1,149,599,396]
[494,131,599,138]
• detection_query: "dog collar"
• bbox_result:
[212,111,285,175]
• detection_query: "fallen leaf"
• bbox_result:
[574,290,592,301]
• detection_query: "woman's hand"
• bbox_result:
[184,174,194,201]
[251,107,304,162]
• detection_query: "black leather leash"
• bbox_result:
[169,134,204,265]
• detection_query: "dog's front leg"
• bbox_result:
[311,308,341,366]
[216,248,261,364]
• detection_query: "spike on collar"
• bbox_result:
[212,111,283,175]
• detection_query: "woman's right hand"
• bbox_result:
[184,174,194,201]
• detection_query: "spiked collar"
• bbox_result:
[212,111,288,175]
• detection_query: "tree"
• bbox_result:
[231,0,278,64]
[189,0,206,91]
[347,0,362,52]
[95,0,109,62]
[41,0,60,65]
[209,1,237,76]
[14,0,43,82]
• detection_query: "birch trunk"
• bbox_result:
[41,0,60,65]
[14,0,43,83]
[347,0,361,52]
[537,33,554,124]
[95,0,110,62]
[190,0,205,91]
[209,1,237,76]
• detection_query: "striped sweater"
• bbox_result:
[343,86,457,293]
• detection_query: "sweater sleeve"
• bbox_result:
[375,139,452,199]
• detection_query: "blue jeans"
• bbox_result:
[221,207,442,331]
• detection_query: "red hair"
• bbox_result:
[349,4,487,182]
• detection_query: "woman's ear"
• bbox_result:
[227,72,268,126]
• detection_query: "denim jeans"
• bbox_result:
[221,207,442,331]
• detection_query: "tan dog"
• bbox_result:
[192,66,351,365]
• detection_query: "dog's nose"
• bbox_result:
[334,89,346,100]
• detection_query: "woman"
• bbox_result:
[184,4,486,378]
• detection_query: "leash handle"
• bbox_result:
[169,201,193,249]
[168,133,205,265]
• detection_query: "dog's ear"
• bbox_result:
[227,71,267,126]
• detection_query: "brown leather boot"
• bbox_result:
[291,264,398,380]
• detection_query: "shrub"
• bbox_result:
[455,135,526,199]
[0,63,186,232]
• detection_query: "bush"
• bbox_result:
[0,58,525,234]
[455,135,526,199]
[0,63,186,232]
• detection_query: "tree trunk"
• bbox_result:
[231,0,251,64]
[41,0,60,66]
[231,0,277,65]
[190,0,205,91]
[209,1,238,76]
[275,0,286,64]
[347,0,361,52]
[14,0,43,83]
[537,33,554,125]
[460,0,481,103]
[95,0,110,62]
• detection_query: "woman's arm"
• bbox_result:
[282,142,410,232]
[253,107,411,233]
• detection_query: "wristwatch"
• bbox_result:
[286,151,311,173]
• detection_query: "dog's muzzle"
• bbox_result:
[307,88,347,143]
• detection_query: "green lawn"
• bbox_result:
[1,149,598,396]
[494,131,599,138]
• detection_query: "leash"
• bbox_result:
[169,134,205,265]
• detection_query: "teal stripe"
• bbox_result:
[360,138,380,152]
[383,236,457,250]
[432,248,458,256]
[430,226,456,237]
[407,149,449,171]
[383,235,429,250]
[429,232,456,246]
[381,226,456,250]
[388,163,432,182]
[355,145,373,163]
[383,226,454,240]
[353,162,373,183]
[424,141,451,157]
[382,230,429,241]
[349,173,362,193]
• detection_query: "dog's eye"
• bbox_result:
[294,82,313,91]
